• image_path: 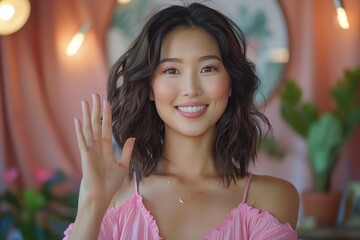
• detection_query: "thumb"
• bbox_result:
[119,137,135,170]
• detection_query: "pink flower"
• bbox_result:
[2,168,19,184]
[32,167,53,186]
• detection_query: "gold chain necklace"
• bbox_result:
[161,156,213,204]
[166,177,211,204]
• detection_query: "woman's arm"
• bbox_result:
[68,93,135,239]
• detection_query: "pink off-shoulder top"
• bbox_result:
[63,174,298,239]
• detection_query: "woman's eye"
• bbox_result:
[201,66,216,73]
[164,68,179,74]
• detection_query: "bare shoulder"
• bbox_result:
[247,174,300,229]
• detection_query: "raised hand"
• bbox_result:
[74,93,135,207]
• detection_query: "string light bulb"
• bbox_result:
[117,0,131,4]
[66,21,91,56]
[0,0,31,35]
[0,3,15,21]
[333,0,349,29]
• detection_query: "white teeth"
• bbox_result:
[177,105,206,113]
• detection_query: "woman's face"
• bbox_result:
[150,27,231,138]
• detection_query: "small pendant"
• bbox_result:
[179,198,185,204]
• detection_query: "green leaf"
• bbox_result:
[281,102,307,137]
[280,80,302,105]
[279,67,360,192]
[19,217,46,240]
[302,102,319,127]
[332,67,360,120]
[3,190,21,210]
[23,189,46,212]
[307,114,343,191]
[280,80,319,138]
[344,106,360,136]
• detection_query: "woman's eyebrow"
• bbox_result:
[159,55,222,64]
[159,58,182,64]
[199,55,222,62]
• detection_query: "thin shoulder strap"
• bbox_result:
[133,171,139,195]
[241,173,252,204]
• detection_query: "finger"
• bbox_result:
[74,118,88,153]
[91,93,102,140]
[82,100,94,145]
[102,99,112,141]
[119,138,135,170]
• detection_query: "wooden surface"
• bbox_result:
[298,228,360,240]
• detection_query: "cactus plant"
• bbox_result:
[279,67,360,192]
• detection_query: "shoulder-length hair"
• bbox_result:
[107,2,270,186]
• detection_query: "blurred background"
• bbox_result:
[0,0,359,239]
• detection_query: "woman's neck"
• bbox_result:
[159,132,218,181]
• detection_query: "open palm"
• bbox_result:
[74,93,135,206]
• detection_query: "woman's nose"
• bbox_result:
[181,72,202,97]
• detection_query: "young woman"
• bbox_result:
[64,3,299,240]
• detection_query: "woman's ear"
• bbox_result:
[228,87,232,97]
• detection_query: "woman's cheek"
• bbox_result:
[152,80,177,102]
[206,76,230,99]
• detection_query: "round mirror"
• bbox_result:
[107,0,289,106]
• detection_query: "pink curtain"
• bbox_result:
[0,0,359,195]
[0,0,115,188]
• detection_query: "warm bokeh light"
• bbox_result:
[336,7,349,29]
[0,3,15,21]
[0,0,31,35]
[269,48,289,63]
[117,0,131,4]
[66,33,85,56]
[66,21,91,56]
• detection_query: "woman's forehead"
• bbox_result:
[159,27,221,59]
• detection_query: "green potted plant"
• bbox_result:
[279,66,360,227]
[0,167,78,240]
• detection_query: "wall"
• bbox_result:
[0,0,359,211]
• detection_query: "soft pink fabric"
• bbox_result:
[63,175,298,239]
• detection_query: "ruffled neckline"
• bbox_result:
[203,202,296,239]
[105,193,163,239]
[105,192,297,239]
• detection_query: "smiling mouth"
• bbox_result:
[176,105,207,113]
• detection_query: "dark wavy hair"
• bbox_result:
[107,2,271,186]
